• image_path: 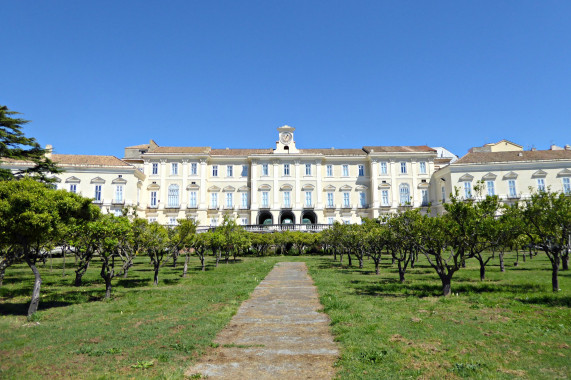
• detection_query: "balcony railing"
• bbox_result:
[208,205,219,210]
[186,204,198,209]
[93,199,103,204]
[325,204,336,209]
[239,205,250,210]
[111,199,125,205]
[224,205,235,210]
[198,223,332,234]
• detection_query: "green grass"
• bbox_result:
[306,253,571,379]
[1,252,570,379]
[0,255,283,379]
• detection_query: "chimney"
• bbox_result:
[565,144,571,151]
[45,144,53,159]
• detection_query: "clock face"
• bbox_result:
[280,132,293,144]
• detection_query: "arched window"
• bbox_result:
[399,184,410,205]
[168,184,179,207]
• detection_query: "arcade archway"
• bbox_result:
[257,211,273,225]
[301,210,317,224]
[279,210,295,225]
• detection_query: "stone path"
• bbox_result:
[186,262,339,379]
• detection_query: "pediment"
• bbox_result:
[481,172,497,180]
[258,184,272,191]
[323,185,336,191]
[280,184,293,191]
[208,185,221,192]
[186,184,200,190]
[222,186,236,192]
[557,168,571,177]
[503,171,518,180]
[52,177,62,183]
[147,183,160,190]
[111,177,127,184]
[90,176,105,184]
[355,185,368,191]
[417,182,429,189]
[301,184,315,191]
[237,186,250,192]
[339,185,352,191]
[65,176,81,183]
[378,181,391,189]
[532,169,547,178]
[458,173,474,182]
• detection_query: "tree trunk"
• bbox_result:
[375,261,380,275]
[26,258,42,318]
[0,265,6,287]
[183,255,189,277]
[333,249,337,261]
[391,256,395,265]
[215,251,220,267]
[441,275,452,296]
[499,252,505,272]
[154,265,159,286]
[562,253,569,270]
[479,263,486,281]
[201,255,205,271]
[399,270,405,283]
[105,278,112,299]
[410,253,415,268]
[62,249,66,276]
[358,256,363,269]
[123,266,129,278]
[347,252,352,267]
[172,255,177,268]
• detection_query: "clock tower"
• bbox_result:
[274,125,299,154]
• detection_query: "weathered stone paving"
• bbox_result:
[186,262,338,379]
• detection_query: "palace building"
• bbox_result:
[2,126,570,227]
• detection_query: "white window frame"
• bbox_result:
[537,178,545,192]
[563,177,571,195]
[441,186,446,202]
[148,217,157,223]
[305,191,312,207]
[261,191,269,207]
[189,191,197,207]
[169,217,177,226]
[358,165,365,177]
[342,164,349,177]
[70,184,77,194]
[150,191,157,207]
[327,217,334,225]
[487,181,495,196]
[359,192,366,207]
[381,190,389,206]
[508,180,517,198]
[167,184,179,207]
[326,165,333,177]
[212,165,218,177]
[241,192,248,208]
[227,165,233,177]
[284,191,291,207]
[326,192,334,207]
[94,185,102,201]
[210,217,218,227]
[284,163,290,176]
[241,217,248,226]
[225,192,233,208]
[262,163,269,176]
[152,163,158,175]
[421,189,428,206]
[419,162,427,174]
[380,162,388,175]
[305,163,311,176]
[464,181,472,199]
[241,165,248,177]
[171,163,178,175]
[211,192,218,208]
[343,192,350,207]
[400,162,407,174]
[191,162,198,175]
[115,185,123,202]
[399,184,410,205]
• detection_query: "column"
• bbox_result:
[316,160,323,209]
[199,159,207,209]
[159,159,167,210]
[294,160,301,209]
[370,159,379,218]
[181,159,188,208]
[411,159,418,207]
[390,159,398,209]
[273,160,279,209]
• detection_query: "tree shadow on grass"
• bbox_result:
[115,278,149,288]
[0,300,74,316]
[516,295,571,307]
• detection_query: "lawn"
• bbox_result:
[1,252,570,379]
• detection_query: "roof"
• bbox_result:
[210,148,273,156]
[300,148,367,156]
[125,144,150,149]
[362,145,436,153]
[52,154,132,167]
[150,147,211,154]
[455,150,571,165]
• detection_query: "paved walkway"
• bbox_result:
[186,262,339,379]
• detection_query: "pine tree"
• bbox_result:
[0,105,60,181]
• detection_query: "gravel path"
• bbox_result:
[186,262,339,379]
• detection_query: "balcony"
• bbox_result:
[358,204,369,209]
[208,204,219,210]
[147,204,159,209]
[186,204,198,210]
[93,199,103,204]
[224,205,235,210]
[164,204,180,210]
[111,199,125,205]
[325,204,336,209]
[239,205,250,210]
[303,204,314,209]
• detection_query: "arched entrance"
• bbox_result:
[301,210,317,224]
[257,210,274,225]
[279,210,295,225]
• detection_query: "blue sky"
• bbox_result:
[2,1,570,158]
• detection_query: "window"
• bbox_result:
[537,178,546,192]
[115,185,123,202]
[305,163,311,176]
[241,192,248,208]
[211,193,218,208]
[210,218,218,227]
[305,191,312,207]
[381,190,389,206]
[399,184,410,205]
[464,182,472,199]
[225,192,233,208]
[421,189,429,206]
[419,162,427,174]
[487,181,495,196]
[508,180,517,198]
[284,163,290,176]
[262,163,269,176]
[212,165,218,177]
[359,192,366,207]
[380,162,388,175]
[227,165,233,177]
[70,184,77,193]
[284,191,291,207]
[189,191,197,207]
[441,186,446,202]
[261,191,269,207]
[94,185,101,201]
[148,217,157,223]
[150,191,157,207]
[326,165,333,177]
[168,217,177,226]
[343,192,350,207]
[113,209,122,217]
[171,163,178,175]
[358,165,365,177]
[241,165,248,177]
[343,219,351,225]
[400,162,407,174]
[241,217,248,226]
[563,178,571,195]
[326,192,334,207]
[328,217,334,225]
[167,184,179,207]
[191,163,198,175]
[152,163,158,175]
[342,165,349,177]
